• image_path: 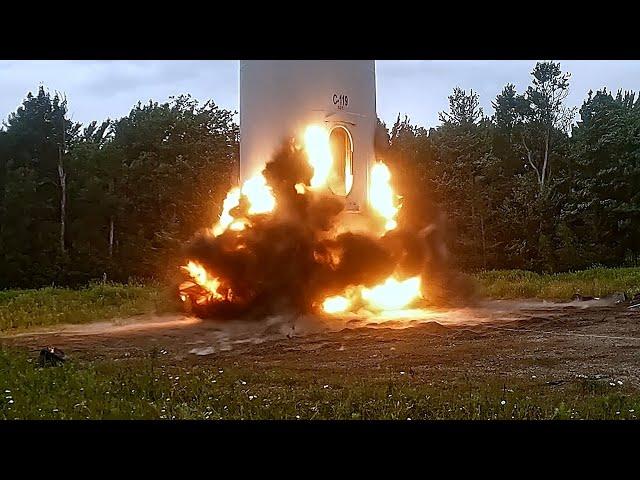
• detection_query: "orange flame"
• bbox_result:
[211,173,275,237]
[179,261,224,305]
[181,124,420,317]
[321,276,422,314]
[322,295,351,314]
[369,162,400,231]
[361,276,421,311]
[212,187,241,236]
[242,173,275,214]
[304,125,333,188]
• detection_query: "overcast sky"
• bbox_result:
[1,60,638,129]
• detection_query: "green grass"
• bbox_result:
[0,281,175,332]
[475,267,640,300]
[2,267,639,420]
[1,348,637,420]
[1,267,639,333]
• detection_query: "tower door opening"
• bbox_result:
[327,125,354,197]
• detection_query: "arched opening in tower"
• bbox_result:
[327,125,353,197]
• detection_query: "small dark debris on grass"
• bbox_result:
[38,346,66,367]
[572,293,597,301]
[545,380,565,386]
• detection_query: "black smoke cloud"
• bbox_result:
[180,140,474,319]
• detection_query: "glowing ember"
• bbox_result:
[322,295,351,314]
[361,276,421,310]
[304,125,333,188]
[370,162,400,231]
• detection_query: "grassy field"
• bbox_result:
[1,348,637,420]
[0,267,639,333]
[2,267,639,420]
[0,282,176,332]
[476,267,640,300]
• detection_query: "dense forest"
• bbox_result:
[1,61,639,288]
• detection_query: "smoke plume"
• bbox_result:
[179,139,474,319]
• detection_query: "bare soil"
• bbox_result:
[2,298,639,388]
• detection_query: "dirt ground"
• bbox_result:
[2,298,639,387]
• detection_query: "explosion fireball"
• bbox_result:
[178,124,445,319]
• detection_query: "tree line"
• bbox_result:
[0,92,238,288]
[383,62,639,273]
[0,61,638,288]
